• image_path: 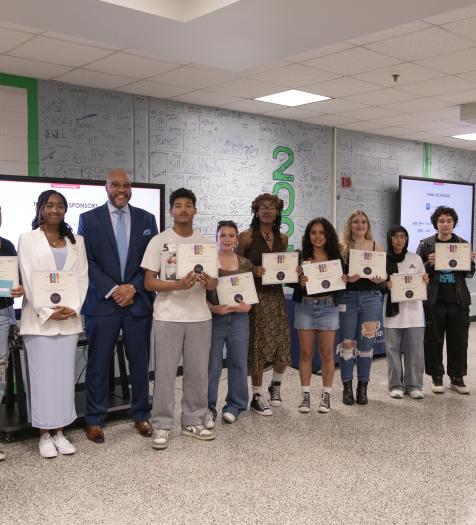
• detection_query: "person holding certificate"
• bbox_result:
[338,210,385,406]
[206,220,253,426]
[0,205,24,462]
[18,191,88,458]
[384,226,428,400]
[417,206,475,395]
[237,193,291,416]
[292,218,343,414]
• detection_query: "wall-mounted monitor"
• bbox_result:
[399,176,475,252]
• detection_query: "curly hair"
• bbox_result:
[340,209,373,259]
[301,217,341,261]
[430,206,458,228]
[249,193,283,234]
[32,190,76,245]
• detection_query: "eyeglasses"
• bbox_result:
[107,182,132,190]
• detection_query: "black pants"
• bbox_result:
[423,303,469,378]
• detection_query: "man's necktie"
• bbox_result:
[115,209,128,281]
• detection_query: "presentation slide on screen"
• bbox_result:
[400,178,474,251]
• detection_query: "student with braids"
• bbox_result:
[18,191,88,458]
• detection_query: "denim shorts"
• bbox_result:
[294,296,339,330]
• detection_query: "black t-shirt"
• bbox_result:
[436,235,458,304]
[0,236,17,310]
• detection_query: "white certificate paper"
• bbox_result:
[348,249,387,279]
[0,256,19,297]
[32,271,80,309]
[302,259,346,295]
[262,252,299,285]
[390,273,427,303]
[176,244,218,278]
[434,242,471,271]
[217,272,259,306]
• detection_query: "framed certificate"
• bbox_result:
[262,252,299,285]
[348,249,387,279]
[390,273,427,303]
[216,272,259,306]
[434,242,471,271]
[0,256,19,297]
[176,244,218,278]
[32,271,80,309]
[302,259,346,295]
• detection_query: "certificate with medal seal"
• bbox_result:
[434,242,471,271]
[390,273,427,303]
[32,271,80,309]
[348,249,387,279]
[0,256,19,297]
[217,272,259,306]
[176,243,218,278]
[262,251,299,285]
[302,259,346,295]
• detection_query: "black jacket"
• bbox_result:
[416,234,474,306]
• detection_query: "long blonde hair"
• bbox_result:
[340,210,374,260]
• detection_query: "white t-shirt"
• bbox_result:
[383,251,426,329]
[141,228,212,322]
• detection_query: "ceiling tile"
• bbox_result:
[250,64,338,88]
[149,65,237,89]
[424,5,476,25]
[346,21,430,45]
[0,55,72,79]
[340,121,388,132]
[285,42,354,63]
[54,69,135,89]
[206,78,284,98]
[303,77,381,98]
[399,76,475,96]
[220,99,287,113]
[344,88,416,105]
[303,47,401,75]
[303,98,368,113]
[303,114,359,126]
[237,60,290,76]
[0,21,43,33]
[367,126,414,137]
[172,90,241,107]
[9,35,114,66]
[118,80,192,98]
[0,27,35,53]
[122,48,188,64]
[381,97,451,113]
[263,107,317,120]
[352,62,444,87]
[343,106,401,120]
[437,88,476,104]
[364,27,474,61]
[416,47,476,74]
[442,16,476,42]
[42,31,122,50]
[85,52,180,78]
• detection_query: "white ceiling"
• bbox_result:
[2,0,476,150]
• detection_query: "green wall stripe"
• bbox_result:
[423,142,432,179]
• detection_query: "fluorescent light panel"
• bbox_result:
[452,133,476,140]
[255,89,331,107]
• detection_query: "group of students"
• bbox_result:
[0,181,474,459]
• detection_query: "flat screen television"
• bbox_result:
[399,176,475,252]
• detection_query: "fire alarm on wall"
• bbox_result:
[341,176,352,188]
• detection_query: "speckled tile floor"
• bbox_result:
[1,326,475,525]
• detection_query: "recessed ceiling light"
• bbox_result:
[452,133,476,140]
[255,89,331,107]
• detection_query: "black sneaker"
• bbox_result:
[298,392,311,413]
[250,393,273,416]
[268,381,282,407]
[450,377,470,394]
[318,391,331,413]
[431,376,444,394]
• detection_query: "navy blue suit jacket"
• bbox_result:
[78,203,158,317]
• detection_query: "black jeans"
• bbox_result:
[423,302,469,378]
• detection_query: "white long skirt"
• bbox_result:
[23,334,78,429]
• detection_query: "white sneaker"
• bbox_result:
[39,433,58,458]
[409,390,424,399]
[222,412,236,424]
[181,425,215,441]
[152,429,170,450]
[390,389,404,399]
[0,449,5,461]
[203,410,216,430]
[52,431,76,455]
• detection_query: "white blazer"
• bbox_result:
[18,229,88,336]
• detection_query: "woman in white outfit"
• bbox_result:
[18,190,88,458]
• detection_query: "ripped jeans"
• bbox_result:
[337,291,382,383]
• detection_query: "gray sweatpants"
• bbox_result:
[151,320,212,429]
[384,327,425,392]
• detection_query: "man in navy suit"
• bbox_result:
[78,169,158,443]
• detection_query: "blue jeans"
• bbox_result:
[208,312,249,418]
[0,307,15,401]
[338,291,382,383]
